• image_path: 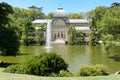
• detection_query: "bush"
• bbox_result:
[4,52,68,76]
[4,64,28,74]
[25,52,68,76]
[4,64,22,73]
[104,41,120,61]
[76,64,109,76]
[59,70,73,77]
[48,70,73,77]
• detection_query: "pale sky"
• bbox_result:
[0,0,120,14]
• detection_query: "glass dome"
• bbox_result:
[53,7,67,17]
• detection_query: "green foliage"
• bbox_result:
[4,52,68,76]
[86,10,94,20]
[97,6,120,60]
[0,27,20,56]
[4,64,27,74]
[75,31,87,44]
[0,2,20,55]
[89,6,108,30]
[104,41,120,61]
[13,7,45,20]
[59,70,73,77]
[0,2,13,27]
[98,7,120,37]
[22,37,36,46]
[10,7,45,46]
[76,64,109,76]
[4,64,21,73]
[25,52,68,76]
[68,25,76,45]
[89,6,108,46]
[110,2,120,8]
[35,24,46,45]
[47,12,54,19]
[89,4,120,58]
[20,19,35,46]
[90,31,100,46]
[68,25,87,45]
[68,13,84,19]
[48,70,73,77]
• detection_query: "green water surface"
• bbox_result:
[0,44,119,74]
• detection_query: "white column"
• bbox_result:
[65,31,67,41]
[60,31,61,38]
[63,31,65,39]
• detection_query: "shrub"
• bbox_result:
[76,64,109,76]
[105,41,120,61]
[25,52,68,76]
[4,52,68,76]
[4,64,28,74]
[48,70,73,77]
[3,64,22,73]
[59,70,73,77]
[15,64,27,74]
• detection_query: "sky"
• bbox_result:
[0,0,120,15]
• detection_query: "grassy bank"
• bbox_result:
[0,68,120,80]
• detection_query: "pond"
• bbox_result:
[0,44,120,74]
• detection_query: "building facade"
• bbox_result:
[32,7,90,43]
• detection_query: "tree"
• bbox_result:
[68,25,76,45]
[47,12,54,19]
[75,31,86,44]
[21,18,35,46]
[68,13,83,19]
[98,7,120,40]
[12,7,45,21]
[36,24,46,45]
[28,6,45,20]
[110,2,120,8]
[86,10,94,20]
[89,6,108,31]
[10,7,45,45]
[28,5,43,11]
[97,5,120,61]
[0,27,20,56]
[0,2,13,27]
[89,6,108,46]
[0,2,20,56]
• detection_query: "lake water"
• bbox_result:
[0,44,120,74]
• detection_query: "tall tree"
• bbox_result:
[98,7,120,40]
[28,6,45,20]
[10,7,46,45]
[21,18,35,46]
[29,5,43,11]
[0,2,20,56]
[89,6,108,45]
[96,5,120,60]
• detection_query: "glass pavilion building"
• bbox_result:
[32,7,91,43]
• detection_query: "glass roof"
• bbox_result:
[53,7,67,17]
